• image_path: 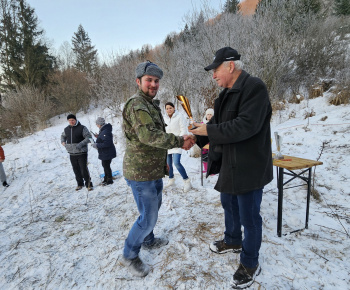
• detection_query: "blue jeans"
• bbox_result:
[167,153,188,179]
[123,178,163,259]
[0,162,7,183]
[220,188,263,268]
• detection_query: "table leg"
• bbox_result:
[305,167,312,229]
[201,151,203,186]
[277,167,284,237]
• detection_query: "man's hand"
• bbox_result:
[182,135,196,150]
[190,122,208,136]
[61,142,66,146]
[0,159,4,162]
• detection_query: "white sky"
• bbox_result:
[26,0,224,57]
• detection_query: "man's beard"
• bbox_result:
[144,88,157,98]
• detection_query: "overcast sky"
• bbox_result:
[26,0,224,58]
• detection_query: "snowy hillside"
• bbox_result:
[0,95,349,289]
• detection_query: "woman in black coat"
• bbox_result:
[92,117,117,185]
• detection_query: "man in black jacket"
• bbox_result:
[61,114,93,191]
[191,47,273,289]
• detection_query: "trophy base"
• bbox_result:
[274,153,284,160]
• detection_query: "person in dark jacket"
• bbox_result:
[61,114,93,191]
[91,117,116,186]
[191,47,273,289]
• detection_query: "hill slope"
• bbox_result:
[0,95,349,289]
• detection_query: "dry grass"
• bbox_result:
[271,100,286,112]
[329,90,350,106]
[288,94,305,104]
[304,109,316,119]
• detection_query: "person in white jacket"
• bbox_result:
[164,102,192,192]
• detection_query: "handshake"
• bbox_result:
[181,135,196,150]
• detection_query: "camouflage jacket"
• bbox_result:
[123,90,184,181]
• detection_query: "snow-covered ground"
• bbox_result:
[1,94,349,289]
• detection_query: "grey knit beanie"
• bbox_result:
[96,117,105,126]
[135,61,163,79]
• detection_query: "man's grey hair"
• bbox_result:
[224,60,243,71]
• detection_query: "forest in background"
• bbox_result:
[0,0,350,140]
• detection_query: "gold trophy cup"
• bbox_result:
[176,95,196,129]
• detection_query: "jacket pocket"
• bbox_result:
[209,144,222,161]
[226,109,238,120]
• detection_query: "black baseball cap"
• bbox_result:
[204,47,241,71]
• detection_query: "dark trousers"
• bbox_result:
[70,154,92,187]
[221,188,263,268]
[102,159,112,180]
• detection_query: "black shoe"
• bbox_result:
[210,239,242,254]
[3,181,9,187]
[231,263,261,289]
[102,178,113,186]
[142,237,169,250]
[85,181,93,191]
[75,185,83,191]
[121,256,150,277]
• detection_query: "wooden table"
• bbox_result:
[273,155,323,237]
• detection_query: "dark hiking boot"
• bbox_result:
[86,181,93,191]
[210,239,242,254]
[3,181,9,187]
[121,255,150,277]
[102,178,113,186]
[142,237,169,250]
[75,185,83,191]
[231,263,261,289]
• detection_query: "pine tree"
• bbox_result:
[164,34,174,50]
[0,0,55,90]
[334,0,350,15]
[18,0,55,87]
[0,0,22,89]
[180,24,191,43]
[223,0,240,13]
[71,24,98,74]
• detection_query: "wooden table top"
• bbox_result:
[273,154,323,170]
[202,146,322,171]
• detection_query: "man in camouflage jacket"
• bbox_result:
[121,61,194,277]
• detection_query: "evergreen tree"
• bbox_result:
[0,0,22,90]
[223,0,240,13]
[18,0,55,87]
[164,34,174,50]
[300,0,321,14]
[334,0,350,15]
[71,24,98,74]
[189,11,205,42]
[0,0,55,90]
[257,0,321,15]
[180,24,191,43]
